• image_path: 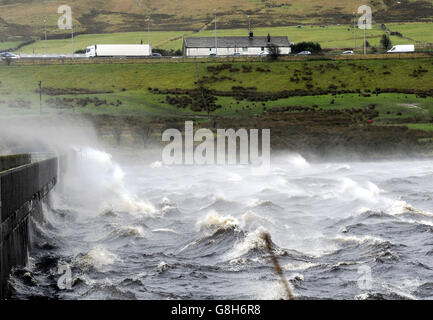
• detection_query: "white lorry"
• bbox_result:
[85,44,152,58]
[387,45,415,53]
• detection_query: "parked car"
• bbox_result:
[1,52,20,60]
[232,52,241,57]
[296,51,311,55]
[209,53,217,57]
[342,50,354,55]
[152,53,163,57]
[259,52,269,56]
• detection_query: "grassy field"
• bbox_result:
[16,22,433,55]
[405,123,433,131]
[2,58,433,93]
[1,57,433,129]
[0,41,25,51]
[212,93,433,120]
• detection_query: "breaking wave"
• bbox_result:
[8,151,433,300]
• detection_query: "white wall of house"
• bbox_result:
[186,46,291,57]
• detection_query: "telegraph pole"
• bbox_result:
[363,18,367,55]
[353,12,356,50]
[214,9,217,56]
[72,25,74,59]
[44,17,47,55]
[147,19,151,45]
[39,81,42,115]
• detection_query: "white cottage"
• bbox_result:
[183,33,291,57]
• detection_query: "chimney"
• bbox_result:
[249,31,254,39]
[267,33,271,43]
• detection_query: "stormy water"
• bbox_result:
[8,149,433,300]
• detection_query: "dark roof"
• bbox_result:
[184,36,290,48]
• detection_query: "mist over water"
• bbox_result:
[4,119,433,300]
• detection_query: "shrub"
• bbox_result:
[380,34,392,50]
[290,42,322,54]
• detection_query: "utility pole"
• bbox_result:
[147,19,151,45]
[44,17,47,55]
[71,25,74,59]
[195,63,210,120]
[353,12,356,50]
[214,9,217,56]
[39,81,42,115]
[363,18,367,55]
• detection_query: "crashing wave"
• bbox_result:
[79,246,120,271]
[197,211,240,232]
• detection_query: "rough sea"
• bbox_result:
[9,149,433,300]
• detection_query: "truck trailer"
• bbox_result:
[387,45,415,53]
[85,44,152,58]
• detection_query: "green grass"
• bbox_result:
[2,58,433,94]
[16,22,433,54]
[211,93,433,119]
[1,57,433,130]
[17,31,192,54]
[386,22,433,45]
[3,91,432,123]
[0,41,24,51]
[405,123,433,131]
[0,92,204,118]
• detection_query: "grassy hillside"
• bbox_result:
[1,0,433,41]
[2,58,433,94]
[1,58,433,130]
[16,22,433,54]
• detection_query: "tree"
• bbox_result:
[291,42,322,54]
[266,43,280,60]
[152,48,183,56]
[380,34,392,50]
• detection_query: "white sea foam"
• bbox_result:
[115,225,145,238]
[287,153,311,170]
[197,211,240,231]
[150,161,163,168]
[152,228,180,235]
[81,246,120,271]
[283,261,317,271]
[333,235,388,246]
[228,227,269,258]
[389,200,433,217]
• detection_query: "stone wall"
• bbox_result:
[0,157,58,299]
[0,154,31,172]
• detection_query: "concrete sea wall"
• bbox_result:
[0,155,58,299]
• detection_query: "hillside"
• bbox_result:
[1,58,433,154]
[1,0,433,40]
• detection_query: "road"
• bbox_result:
[19,54,87,59]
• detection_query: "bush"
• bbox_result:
[152,48,183,56]
[291,42,322,54]
[380,34,392,50]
